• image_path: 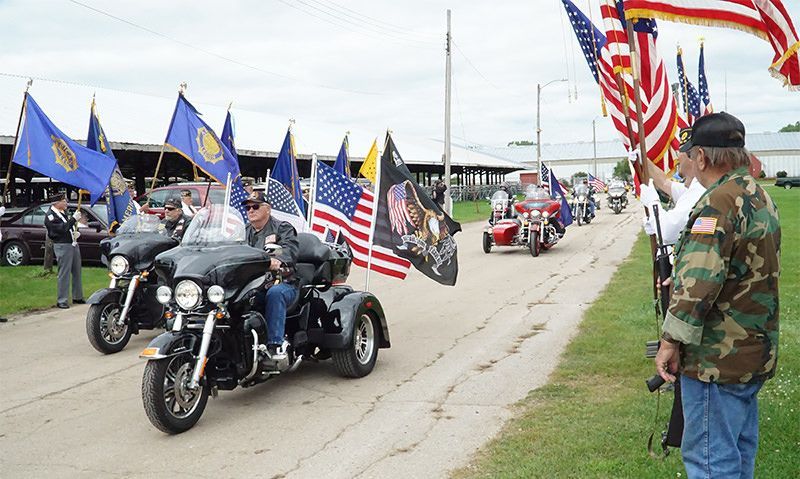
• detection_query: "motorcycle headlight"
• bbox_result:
[109,255,129,276]
[207,285,225,304]
[156,286,172,305]
[523,212,530,219]
[530,210,541,218]
[579,195,586,202]
[175,280,202,310]
[542,211,550,218]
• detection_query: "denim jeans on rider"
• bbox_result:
[589,199,596,217]
[680,375,764,479]
[264,283,298,345]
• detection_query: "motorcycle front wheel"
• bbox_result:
[142,353,209,434]
[86,302,132,354]
[482,232,492,254]
[529,231,540,257]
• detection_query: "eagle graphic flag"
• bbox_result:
[373,133,461,286]
[12,94,115,205]
[86,98,137,231]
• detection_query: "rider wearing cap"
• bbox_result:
[243,191,299,361]
[161,197,191,241]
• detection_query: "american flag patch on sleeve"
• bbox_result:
[690,217,718,234]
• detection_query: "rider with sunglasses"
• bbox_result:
[243,191,299,361]
[160,197,192,241]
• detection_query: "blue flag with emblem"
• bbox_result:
[333,135,350,178]
[221,109,238,163]
[86,99,137,231]
[164,93,248,219]
[549,169,573,227]
[12,94,115,205]
[272,127,306,216]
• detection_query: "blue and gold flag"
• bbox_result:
[333,134,350,178]
[221,109,238,163]
[272,127,305,216]
[12,94,115,204]
[164,94,248,218]
[87,99,137,231]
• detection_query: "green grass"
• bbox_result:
[452,196,522,224]
[0,266,111,317]
[453,186,800,478]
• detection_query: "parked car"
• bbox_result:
[1,202,109,266]
[135,182,226,218]
[775,177,800,189]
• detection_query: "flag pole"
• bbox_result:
[364,132,389,290]
[2,79,32,202]
[149,143,167,192]
[307,153,318,226]
[625,21,649,185]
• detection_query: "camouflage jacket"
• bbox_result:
[663,168,780,384]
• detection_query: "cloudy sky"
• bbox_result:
[0,0,798,156]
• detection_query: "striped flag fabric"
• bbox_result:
[698,42,714,115]
[310,161,410,280]
[588,174,607,192]
[624,0,800,90]
[677,47,702,123]
[540,162,551,193]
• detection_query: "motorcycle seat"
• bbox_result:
[295,233,333,287]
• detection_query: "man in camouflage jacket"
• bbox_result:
[655,112,780,479]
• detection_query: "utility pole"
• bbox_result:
[592,118,597,177]
[536,78,567,186]
[443,9,452,214]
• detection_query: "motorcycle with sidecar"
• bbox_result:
[482,186,564,257]
[85,214,178,354]
[139,206,388,434]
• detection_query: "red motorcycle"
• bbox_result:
[482,186,565,257]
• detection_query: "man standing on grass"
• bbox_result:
[44,193,85,309]
[655,112,780,479]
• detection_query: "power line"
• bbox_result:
[452,41,501,90]
[66,0,382,96]
[308,0,439,40]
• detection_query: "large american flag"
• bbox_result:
[222,174,249,237]
[677,47,702,123]
[624,0,800,90]
[588,174,607,192]
[310,162,410,280]
[698,42,714,115]
[264,177,308,233]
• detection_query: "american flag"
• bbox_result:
[623,0,800,90]
[264,177,308,233]
[387,183,414,236]
[677,47,702,123]
[222,174,248,237]
[540,162,551,193]
[588,174,607,192]
[698,42,713,116]
[690,216,718,234]
[310,162,410,280]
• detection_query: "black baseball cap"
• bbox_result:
[164,198,182,209]
[50,193,66,202]
[242,191,271,206]
[679,112,746,153]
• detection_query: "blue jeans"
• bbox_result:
[681,375,764,479]
[264,283,298,345]
[588,199,596,217]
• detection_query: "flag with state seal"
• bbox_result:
[12,94,115,204]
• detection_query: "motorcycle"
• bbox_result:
[571,188,594,226]
[606,181,628,214]
[139,206,388,434]
[483,185,563,257]
[86,214,178,354]
[488,190,514,226]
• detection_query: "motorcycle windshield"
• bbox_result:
[491,191,509,201]
[116,214,162,235]
[524,185,550,200]
[574,185,589,196]
[181,205,247,246]
[608,187,626,195]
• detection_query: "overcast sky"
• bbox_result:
[0,0,798,154]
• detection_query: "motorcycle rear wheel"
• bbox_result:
[142,353,210,434]
[482,232,492,254]
[86,302,131,354]
[333,312,379,378]
[529,231,540,257]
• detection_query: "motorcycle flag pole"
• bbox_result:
[307,153,318,226]
[2,79,32,202]
[150,82,187,193]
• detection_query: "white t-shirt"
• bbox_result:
[646,180,706,245]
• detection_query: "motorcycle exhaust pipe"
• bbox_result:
[288,355,304,373]
[240,329,261,385]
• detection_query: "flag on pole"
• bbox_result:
[677,47,702,123]
[272,127,305,216]
[588,173,607,192]
[549,168,573,227]
[373,134,460,286]
[12,95,115,204]
[86,99,137,232]
[221,173,246,238]
[623,0,800,90]
[310,161,410,279]
[540,162,551,193]
[698,42,714,115]
[333,134,351,178]
[358,138,378,183]
[221,109,238,163]
[263,176,309,233]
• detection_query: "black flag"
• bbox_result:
[373,134,461,286]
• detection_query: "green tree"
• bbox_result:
[779,121,800,132]
[613,160,632,180]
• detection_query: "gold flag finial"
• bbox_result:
[25,78,33,92]
[179,82,188,94]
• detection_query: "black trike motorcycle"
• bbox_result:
[86,214,178,354]
[139,206,389,434]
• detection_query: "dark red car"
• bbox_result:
[1,202,110,266]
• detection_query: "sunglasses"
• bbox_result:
[245,204,262,211]
[164,206,177,211]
